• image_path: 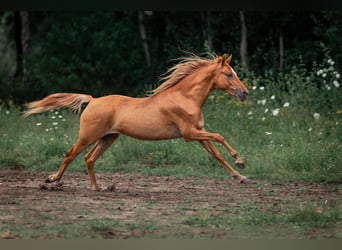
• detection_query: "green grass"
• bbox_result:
[0,85,341,183]
[184,204,342,229]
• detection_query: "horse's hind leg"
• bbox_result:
[84,133,119,190]
[46,139,92,183]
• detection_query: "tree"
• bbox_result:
[202,11,213,52]
[13,11,29,79]
[138,11,151,67]
[279,27,284,71]
[239,11,248,69]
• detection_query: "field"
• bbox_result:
[1,169,341,239]
[0,68,341,238]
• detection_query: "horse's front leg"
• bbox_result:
[199,140,248,183]
[220,140,245,169]
[182,127,245,169]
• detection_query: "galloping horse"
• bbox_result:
[23,53,249,190]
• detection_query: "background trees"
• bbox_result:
[0,11,340,103]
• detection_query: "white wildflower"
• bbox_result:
[335,73,340,79]
[52,122,58,126]
[265,108,269,114]
[322,73,327,78]
[261,117,266,121]
[259,86,265,90]
[270,95,275,100]
[51,116,56,119]
[248,111,253,116]
[257,99,266,105]
[265,131,272,135]
[272,108,280,116]
[325,85,331,90]
[316,69,323,76]
[308,128,312,132]
[58,115,63,119]
[5,110,10,115]
[283,102,290,107]
[252,86,257,90]
[313,113,320,120]
[36,123,42,126]
[333,80,340,88]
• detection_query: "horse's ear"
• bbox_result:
[221,54,227,65]
[226,54,232,64]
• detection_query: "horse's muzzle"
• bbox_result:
[235,89,249,101]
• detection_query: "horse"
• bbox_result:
[23,53,249,191]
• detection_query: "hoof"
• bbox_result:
[235,161,245,169]
[45,174,59,183]
[92,185,102,191]
[240,178,250,184]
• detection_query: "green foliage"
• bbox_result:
[28,12,145,98]
[0,11,341,103]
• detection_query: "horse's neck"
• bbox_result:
[174,66,216,107]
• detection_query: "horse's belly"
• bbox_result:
[119,123,181,140]
[113,115,181,141]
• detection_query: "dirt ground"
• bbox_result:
[0,169,341,239]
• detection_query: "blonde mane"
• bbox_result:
[150,53,216,96]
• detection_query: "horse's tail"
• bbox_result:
[22,93,93,118]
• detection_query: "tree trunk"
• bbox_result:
[239,11,248,69]
[20,11,30,75]
[138,11,151,67]
[13,11,23,78]
[202,11,213,52]
[279,29,284,71]
[13,11,30,79]
[206,11,213,52]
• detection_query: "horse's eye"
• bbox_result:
[226,73,233,78]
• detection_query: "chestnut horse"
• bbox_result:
[23,53,249,190]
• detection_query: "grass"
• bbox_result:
[0,83,341,183]
[184,204,342,230]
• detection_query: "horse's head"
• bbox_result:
[213,54,249,101]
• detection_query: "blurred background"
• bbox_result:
[0,11,341,103]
